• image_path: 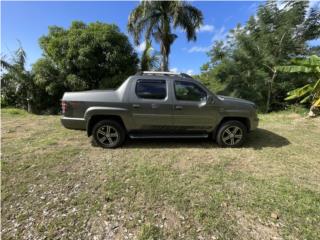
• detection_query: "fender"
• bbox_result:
[84,106,135,133]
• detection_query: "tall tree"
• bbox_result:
[128,0,203,71]
[36,21,138,91]
[32,21,139,112]
[199,0,320,112]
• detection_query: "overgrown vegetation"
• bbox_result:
[1,46,35,110]
[1,108,320,239]
[277,55,320,116]
[1,21,138,113]
[1,1,319,114]
[198,1,320,112]
[140,40,161,71]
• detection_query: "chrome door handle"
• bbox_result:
[132,104,140,108]
[175,105,183,110]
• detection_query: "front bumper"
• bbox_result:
[61,117,86,130]
[250,117,259,131]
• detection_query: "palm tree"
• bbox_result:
[1,45,34,111]
[128,0,203,71]
[140,40,160,71]
[276,55,320,117]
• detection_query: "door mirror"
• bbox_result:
[207,95,215,104]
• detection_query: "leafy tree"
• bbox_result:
[199,0,320,112]
[128,0,203,71]
[277,55,320,116]
[140,40,160,71]
[32,21,139,112]
[34,21,138,90]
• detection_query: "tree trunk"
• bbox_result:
[160,42,169,71]
[160,17,170,72]
[266,70,277,113]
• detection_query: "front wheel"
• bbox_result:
[92,120,125,148]
[216,121,247,147]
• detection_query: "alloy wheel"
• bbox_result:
[96,125,119,147]
[221,126,243,146]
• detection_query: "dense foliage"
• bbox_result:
[128,0,203,71]
[198,1,320,112]
[34,21,138,105]
[1,22,138,113]
[277,55,320,116]
[1,47,36,110]
[140,40,161,71]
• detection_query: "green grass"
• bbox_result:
[1,108,320,239]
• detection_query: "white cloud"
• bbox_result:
[197,24,214,33]
[134,41,146,53]
[186,69,194,75]
[186,25,228,54]
[187,46,211,53]
[169,68,194,75]
[170,67,178,73]
[211,26,228,42]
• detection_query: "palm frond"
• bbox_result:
[15,47,27,68]
[173,3,203,41]
[1,58,13,70]
[140,40,160,71]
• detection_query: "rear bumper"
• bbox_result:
[61,117,86,130]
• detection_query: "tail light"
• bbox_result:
[61,100,67,114]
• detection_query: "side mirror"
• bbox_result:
[207,95,215,104]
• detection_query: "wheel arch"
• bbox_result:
[87,115,126,136]
[219,117,250,131]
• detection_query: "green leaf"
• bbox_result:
[276,65,313,73]
[300,95,311,103]
[285,84,312,101]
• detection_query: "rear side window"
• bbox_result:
[174,81,207,101]
[135,79,166,99]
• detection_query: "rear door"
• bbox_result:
[172,80,215,132]
[129,78,173,131]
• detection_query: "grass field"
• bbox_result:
[1,108,320,240]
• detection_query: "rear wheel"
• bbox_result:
[92,120,125,148]
[216,121,247,147]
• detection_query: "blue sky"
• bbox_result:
[1,1,319,74]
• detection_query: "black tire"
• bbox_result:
[92,120,126,149]
[216,120,247,148]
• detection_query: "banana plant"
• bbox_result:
[276,55,320,116]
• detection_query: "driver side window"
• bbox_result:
[174,81,207,101]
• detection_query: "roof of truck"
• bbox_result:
[134,71,194,80]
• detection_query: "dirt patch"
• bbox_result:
[234,209,282,240]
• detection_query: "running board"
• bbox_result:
[129,133,209,139]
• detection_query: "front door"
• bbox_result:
[129,78,173,131]
[172,80,216,132]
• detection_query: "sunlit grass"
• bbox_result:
[1,108,320,239]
